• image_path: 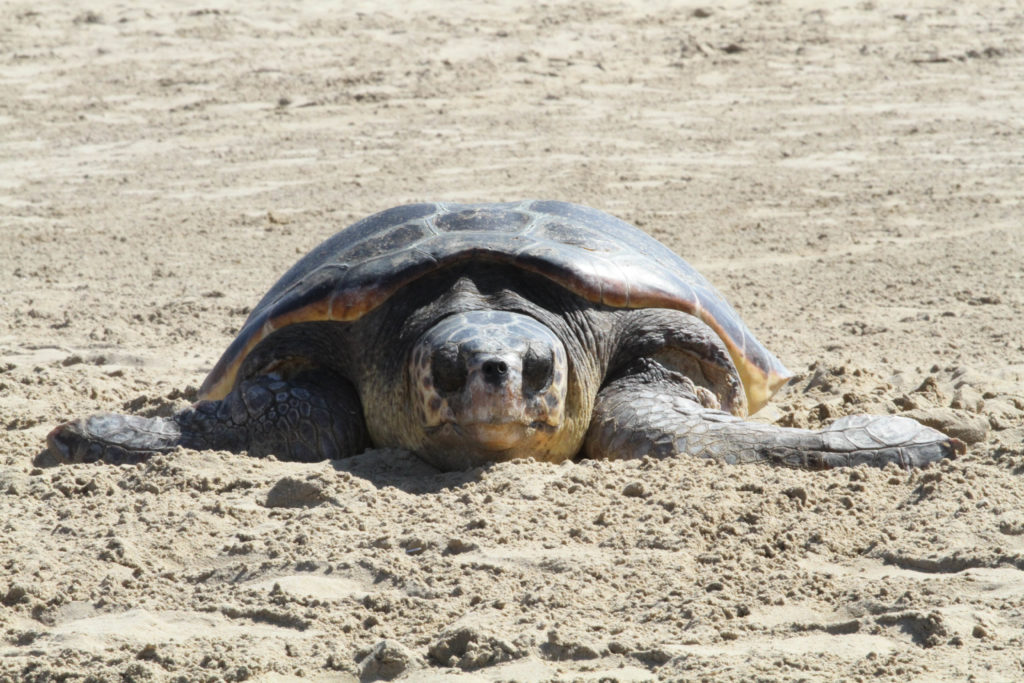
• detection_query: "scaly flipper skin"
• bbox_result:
[47,371,367,465]
[583,359,964,469]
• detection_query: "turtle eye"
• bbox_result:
[431,345,466,394]
[522,346,553,394]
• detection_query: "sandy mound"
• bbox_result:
[2,1,1022,680]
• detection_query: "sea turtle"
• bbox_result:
[47,201,962,470]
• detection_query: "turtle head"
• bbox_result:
[409,310,570,467]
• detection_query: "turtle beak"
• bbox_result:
[459,352,527,435]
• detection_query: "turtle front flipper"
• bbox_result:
[583,359,964,469]
[48,413,185,465]
[47,370,368,465]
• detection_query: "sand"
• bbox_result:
[1,1,1023,680]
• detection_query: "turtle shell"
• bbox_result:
[199,201,791,413]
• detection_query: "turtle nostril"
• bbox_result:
[482,359,509,385]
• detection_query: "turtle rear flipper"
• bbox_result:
[47,371,368,465]
[584,360,964,469]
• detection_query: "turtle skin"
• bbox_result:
[46,202,964,470]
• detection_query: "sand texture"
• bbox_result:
[2,1,1023,680]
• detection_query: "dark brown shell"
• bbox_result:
[199,201,791,412]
